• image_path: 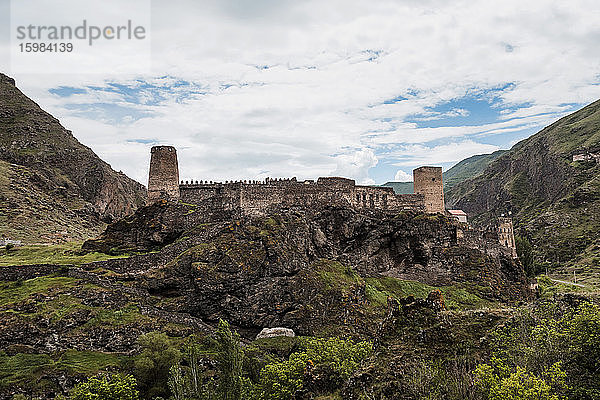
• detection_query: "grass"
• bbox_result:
[365,276,496,311]
[0,350,125,390]
[83,303,151,328]
[0,241,127,266]
[313,259,494,311]
[536,275,596,297]
[0,276,77,306]
[315,260,361,291]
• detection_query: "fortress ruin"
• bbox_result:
[145,146,517,257]
[146,146,443,215]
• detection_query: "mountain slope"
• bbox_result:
[381,150,506,195]
[446,100,600,282]
[443,150,507,190]
[381,181,413,194]
[0,73,146,243]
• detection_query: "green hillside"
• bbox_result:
[0,73,146,243]
[381,181,413,194]
[446,100,600,284]
[443,150,507,190]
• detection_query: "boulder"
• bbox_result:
[256,327,295,340]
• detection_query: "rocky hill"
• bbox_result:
[0,201,532,397]
[0,73,146,243]
[446,100,600,282]
[82,203,530,335]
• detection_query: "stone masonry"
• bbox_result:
[413,166,445,214]
[146,146,438,216]
[147,146,180,204]
[498,216,517,258]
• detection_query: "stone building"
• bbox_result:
[145,145,447,216]
[147,146,180,204]
[413,166,445,213]
[447,209,467,223]
[572,149,600,163]
[498,216,517,258]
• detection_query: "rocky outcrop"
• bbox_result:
[0,73,146,243]
[82,205,531,337]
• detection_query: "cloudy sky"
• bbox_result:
[1,0,600,185]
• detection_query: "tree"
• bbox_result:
[134,332,181,399]
[215,320,245,400]
[476,302,600,399]
[68,374,139,400]
[168,320,251,400]
[474,360,566,400]
[259,337,372,399]
[515,235,535,276]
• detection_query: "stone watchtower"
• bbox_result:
[498,216,517,258]
[413,166,444,213]
[147,146,180,204]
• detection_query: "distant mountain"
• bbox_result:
[381,181,413,194]
[381,151,506,195]
[446,100,600,282]
[443,150,507,190]
[0,73,146,243]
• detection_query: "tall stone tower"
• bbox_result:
[498,216,517,258]
[413,166,444,213]
[147,146,180,204]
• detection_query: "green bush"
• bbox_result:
[68,373,139,400]
[134,332,181,399]
[476,302,600,399]
[259,337,372,399]
[474,359,566,400]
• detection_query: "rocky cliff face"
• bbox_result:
[83,203,531,337]
[0,73,146,243]
[446,100,600,278]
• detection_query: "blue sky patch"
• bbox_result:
[49,86,87,97]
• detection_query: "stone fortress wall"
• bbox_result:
[178,177,427,217]
[149,146,439,216]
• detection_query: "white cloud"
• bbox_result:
[332,148,378,185]
[388,141,501,169]
[2,0,600,185]
[394,170,413,182]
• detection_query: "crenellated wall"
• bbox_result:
[148,146,436,215]
[178,178,425,216]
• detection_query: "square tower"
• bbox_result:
[413,166,444,213]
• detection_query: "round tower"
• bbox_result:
[147,146,180,204]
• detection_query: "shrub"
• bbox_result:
[476,302,600,399]
[168,320,253,400]
[259,337,372,399]
[68,373,139,400]
[134,332,181,399]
